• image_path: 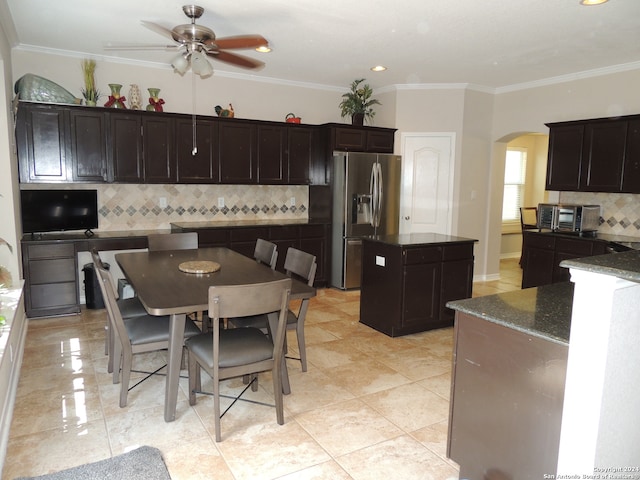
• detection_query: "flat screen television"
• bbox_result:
[20,189,99,235]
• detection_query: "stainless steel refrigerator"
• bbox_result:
[331,151,402,289]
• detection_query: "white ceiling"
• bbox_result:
[3,0,640,92]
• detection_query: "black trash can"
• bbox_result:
[83,262,109,309]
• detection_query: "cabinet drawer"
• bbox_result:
[230,227,269,243]
[29,258,76,284]
[30,282,77,309]
[443,243,474,261]
[555,238,593,256]
[403,246,442,265]
[28,243,74,259]
[525,233,555,250]
[268,226,299,240]
[196,229,229,246]
[299,224,325,238]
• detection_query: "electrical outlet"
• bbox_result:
[290,197,296,207]
[218,197,225,208]
[159,197,167,208]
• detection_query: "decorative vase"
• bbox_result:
[128,84,142,110]
[351,113,365,126]
[104,83,127,109]
[146,88,165,112]
[85,100,97,107]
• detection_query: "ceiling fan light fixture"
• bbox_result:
[171,52,190,74]
[191,50,213,77]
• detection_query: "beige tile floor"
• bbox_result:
[3,259,522,480]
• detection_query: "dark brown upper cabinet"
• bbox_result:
[327,124,396,153]
[175,117,219,183]
[68,108,108,182]
[546,114,640,193]
[16,102,69,183]
[218,119,257,184]
[256,123,314,184]
[109,111,143,183]
[142,115,175,183]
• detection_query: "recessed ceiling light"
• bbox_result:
[256,46,271,53]
[580,0,609,5]
[371,65,387,72]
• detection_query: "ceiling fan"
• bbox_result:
[106,4,268,77]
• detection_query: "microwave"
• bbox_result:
[537,203,601,233]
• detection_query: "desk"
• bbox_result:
[115,247,315,422]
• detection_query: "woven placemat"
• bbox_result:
[178,260,221,274]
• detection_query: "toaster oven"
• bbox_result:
[537,204,601,233]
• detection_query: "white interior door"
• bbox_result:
[400,133,455,235]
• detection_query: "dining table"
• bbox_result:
[115,246,316,422]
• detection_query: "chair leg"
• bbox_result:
[272,362,284,426]
[187,351,198,406]
[296,321,307,372]
[120,350,133,408]
[112,338,122,384]
[214,373,222,442]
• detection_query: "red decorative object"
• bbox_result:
[149,97,165,112]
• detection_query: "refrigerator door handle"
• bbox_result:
[369,164,377,227]
[376,162,383,228]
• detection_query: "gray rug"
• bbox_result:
[15,446,171,480]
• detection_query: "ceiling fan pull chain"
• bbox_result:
[192,71,198,156]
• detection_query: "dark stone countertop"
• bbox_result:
[531,230,640,250]
[363,233,478,247]
[171,219,326,229]
[22,229,172,242]
[447,282,575,346]
[560,250,640,283]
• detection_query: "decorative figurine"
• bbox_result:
[215,104,234,117]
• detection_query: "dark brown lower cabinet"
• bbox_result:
[22,242,79,318]
[360,237,475,337]
[521,231,608,288]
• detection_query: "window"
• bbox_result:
[502,148,527,223]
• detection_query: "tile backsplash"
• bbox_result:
[24,184,308,231]
[560,192,640,238]
[98,184,309,230]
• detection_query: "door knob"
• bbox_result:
[404,216,410,220]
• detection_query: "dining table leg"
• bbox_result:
[165,312,186,422]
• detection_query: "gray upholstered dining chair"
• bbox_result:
[94,257,201,407]
[147,232,198,251]
[254,238,278,270]
[91,248,148,373]
[228,247,316,372]
[185,278,291,442]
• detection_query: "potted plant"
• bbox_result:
[80,59,101,106]
[339,78,381,125]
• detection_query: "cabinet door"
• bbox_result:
[287,126,312,184]
[332,127,367,151]
[546,124,584,191]
[402,263,441,329]
[110,112,143,182]
[622,119,640,193]
[16,104,69,182]
[143,115,175,183]
[440,259,473,325]
[581,121,627,192]
[257,124,286,184]
[68,108,108,182]
[521,247,555,288]
[366,129,395,153]
[219,121,257,184]
[176,117,219,183]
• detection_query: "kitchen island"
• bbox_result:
[447,250,640,478]
[446,283,573,479]
[359,233,477,337]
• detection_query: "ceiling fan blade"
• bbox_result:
[141,20,189,43]
[206,50,265,69]
[209,35,268,50]
[104,43,179,51]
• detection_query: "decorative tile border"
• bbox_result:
[560,192,640,237]
[96,184,308,231]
